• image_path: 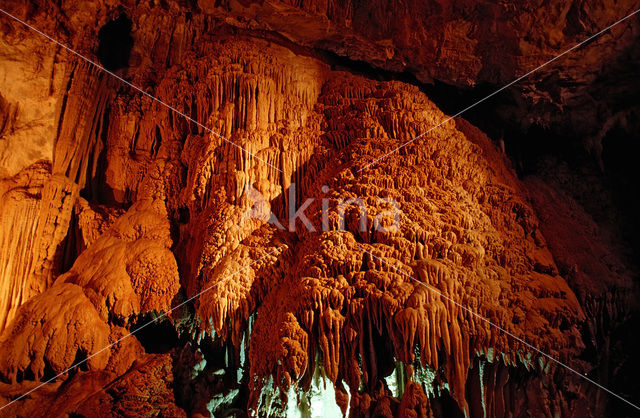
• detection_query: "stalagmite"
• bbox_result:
[0,0,638,416]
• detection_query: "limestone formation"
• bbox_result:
[0,0,638,416]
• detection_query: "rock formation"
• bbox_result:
[0,0,638,416]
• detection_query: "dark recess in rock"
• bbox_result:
[97,14,133,72]
[0,1,639,416]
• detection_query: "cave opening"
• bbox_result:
[97,14,134,71]
[133,315,180,354]
[602,125,640,256]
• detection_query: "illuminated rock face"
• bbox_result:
[0,1,637,417]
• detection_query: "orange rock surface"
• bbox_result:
[0,1,638,416]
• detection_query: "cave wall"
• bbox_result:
[0,0,638,416]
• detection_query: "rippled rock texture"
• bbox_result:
[0,1,638,416]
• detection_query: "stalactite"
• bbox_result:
[0,3,635,415]
[0,165,78,331]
